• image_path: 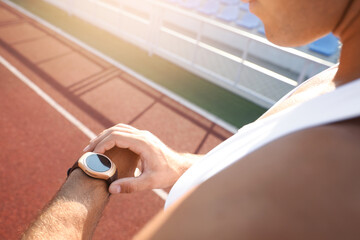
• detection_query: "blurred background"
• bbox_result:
[9,0,341,128]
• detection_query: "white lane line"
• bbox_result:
[0,55,168,201]
[2,0,238,134]
[0,55,96,139]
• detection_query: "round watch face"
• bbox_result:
[85,154,111,172]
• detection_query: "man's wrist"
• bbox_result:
[65,168,109,193]
[62,169,110,239]
[62,169,110,209]
[22,169,110,240]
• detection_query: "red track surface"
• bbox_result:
[0,2,232,239]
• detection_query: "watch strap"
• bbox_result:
[67,161,79,177]
[108,170,118,185]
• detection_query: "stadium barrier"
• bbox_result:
[45,0,337,108]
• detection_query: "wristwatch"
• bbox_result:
[67,152,118,185]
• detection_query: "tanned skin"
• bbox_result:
[22,169,109,240]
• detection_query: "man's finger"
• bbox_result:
[109,174,153,194]
[93,132,146,155]
[83,126,137,152]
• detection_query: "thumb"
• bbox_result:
[109,175,152,194]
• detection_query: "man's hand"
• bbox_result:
[103,146,140,180]
[83,124,203,194]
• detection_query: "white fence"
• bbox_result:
[45,0,336,108]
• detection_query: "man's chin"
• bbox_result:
[265,33,293,47]
[265,31,313,48]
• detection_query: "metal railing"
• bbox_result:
[45,0,337,108]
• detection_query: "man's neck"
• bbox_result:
[333,0,360,86]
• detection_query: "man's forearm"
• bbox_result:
[22,169,109,240]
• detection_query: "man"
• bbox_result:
[23,0,360,239]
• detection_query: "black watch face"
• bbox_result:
[86,154,111,172]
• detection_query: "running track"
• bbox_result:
[0,2,233,239]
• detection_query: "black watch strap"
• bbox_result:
[67,161,79,177]
[108,170,118,185]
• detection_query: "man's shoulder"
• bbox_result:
[229,116,360,190]
[257,116,360,163]
[160,117,360,240]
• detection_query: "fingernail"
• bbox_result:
[83,145,90,152]
[110,185,121,194]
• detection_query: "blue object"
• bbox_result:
[309,34,339,56]
[239,3,249,11]
[236,12,260,29]
[258,25,265,35]
[217,5,239,22]
[180,0,202,9]
[198,0,220,15]
[221,0,239,5]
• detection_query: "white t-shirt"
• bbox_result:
[165,78,360,209]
